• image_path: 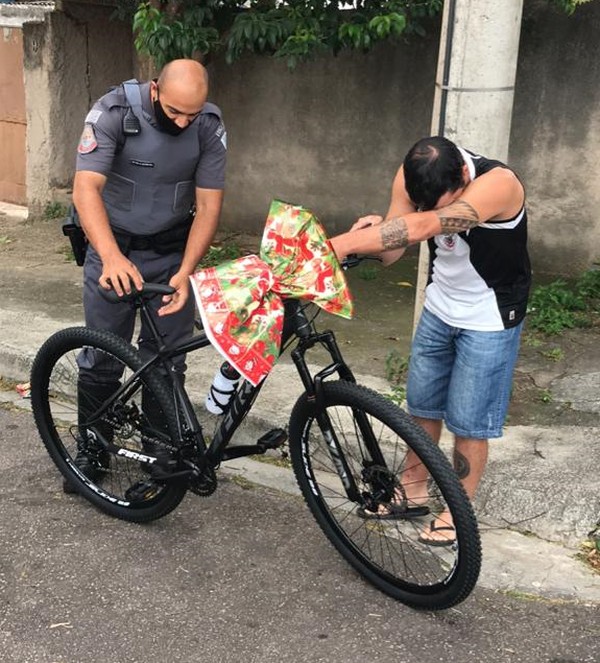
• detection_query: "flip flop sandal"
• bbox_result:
[418,519,456,547]
[357,501,430,520]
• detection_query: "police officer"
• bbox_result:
[66,59,226,492]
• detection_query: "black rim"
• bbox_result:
[37,340,174,508]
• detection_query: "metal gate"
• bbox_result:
[0,25,26,205]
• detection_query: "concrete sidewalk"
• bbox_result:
[1,202,599,603]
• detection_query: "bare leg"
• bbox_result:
[401,417,442,506]
[453,437,488,502]
[420,436,489,543]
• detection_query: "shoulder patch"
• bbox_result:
[85,109,103,124]
[78,124,98,155]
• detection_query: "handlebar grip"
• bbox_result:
[98,282,176,304]
[340,254,382,270]
[341,254,361,270]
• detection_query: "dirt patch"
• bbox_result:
[0,214,68,265]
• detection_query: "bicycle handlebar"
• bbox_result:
[340,254,382,270]
[97,254,379,304]
[98,282,176,304]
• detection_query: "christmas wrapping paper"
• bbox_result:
[190,200,353,385]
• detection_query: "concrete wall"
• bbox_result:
[207,32,439,238]
[22,1,134,212]
[207,0,600,275]
[510,0,600,274]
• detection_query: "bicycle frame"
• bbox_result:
[99,291,391,503]
[32,262,482,607]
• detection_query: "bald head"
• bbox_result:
[158,59,208,93]
[151,59,209,129]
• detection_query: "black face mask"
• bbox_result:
[153,97,187,136]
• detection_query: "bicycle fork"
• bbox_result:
[292,329,389,505]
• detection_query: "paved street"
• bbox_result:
[1,405,598,663]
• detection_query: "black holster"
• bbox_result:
[62,204,88,266]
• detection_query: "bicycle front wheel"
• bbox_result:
[289,380,481,610]
[31,327,187,522]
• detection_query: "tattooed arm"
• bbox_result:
[380,199,480,251]
[379,165,418,265]
[330,167,524,260]
[329,206,454,258]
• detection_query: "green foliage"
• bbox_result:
[540,347,564,362]
[43,201,68,220]
[132,1,444,70]
[384,349,409,405]
[386,384,407,407]
[196,241,245,268]
[527,268,600,335]
[522,333,544,348]
[133,1,224,68]
[61,246,76,263]
[550,0,595,16]
[574,267,600,299]
[357,265,379,281]
[129,0,595,69]
[385,349,409,383]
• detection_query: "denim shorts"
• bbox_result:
[406,308,524,439]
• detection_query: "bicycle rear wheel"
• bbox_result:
[31,327,187,522]
[289,380,481,610]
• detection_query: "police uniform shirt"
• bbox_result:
[75,81,226,235]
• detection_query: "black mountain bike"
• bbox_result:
[30,257,481,610]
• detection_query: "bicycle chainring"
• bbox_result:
[188,466,218,497]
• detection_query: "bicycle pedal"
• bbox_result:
[256,428,287,451]
[124,480,161,502]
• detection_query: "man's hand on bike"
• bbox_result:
[99,252,144,297]
[158,270,190,317]
[351,214,384,231]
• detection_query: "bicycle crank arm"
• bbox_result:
[148,467,194,482]
[221,427,287,461]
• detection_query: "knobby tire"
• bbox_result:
[288,380,481,610]
[31,327,187,522]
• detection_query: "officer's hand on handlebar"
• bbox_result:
[157,270,190,317]
[99,252,144,297]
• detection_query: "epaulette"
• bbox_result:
[200,102,222,120]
